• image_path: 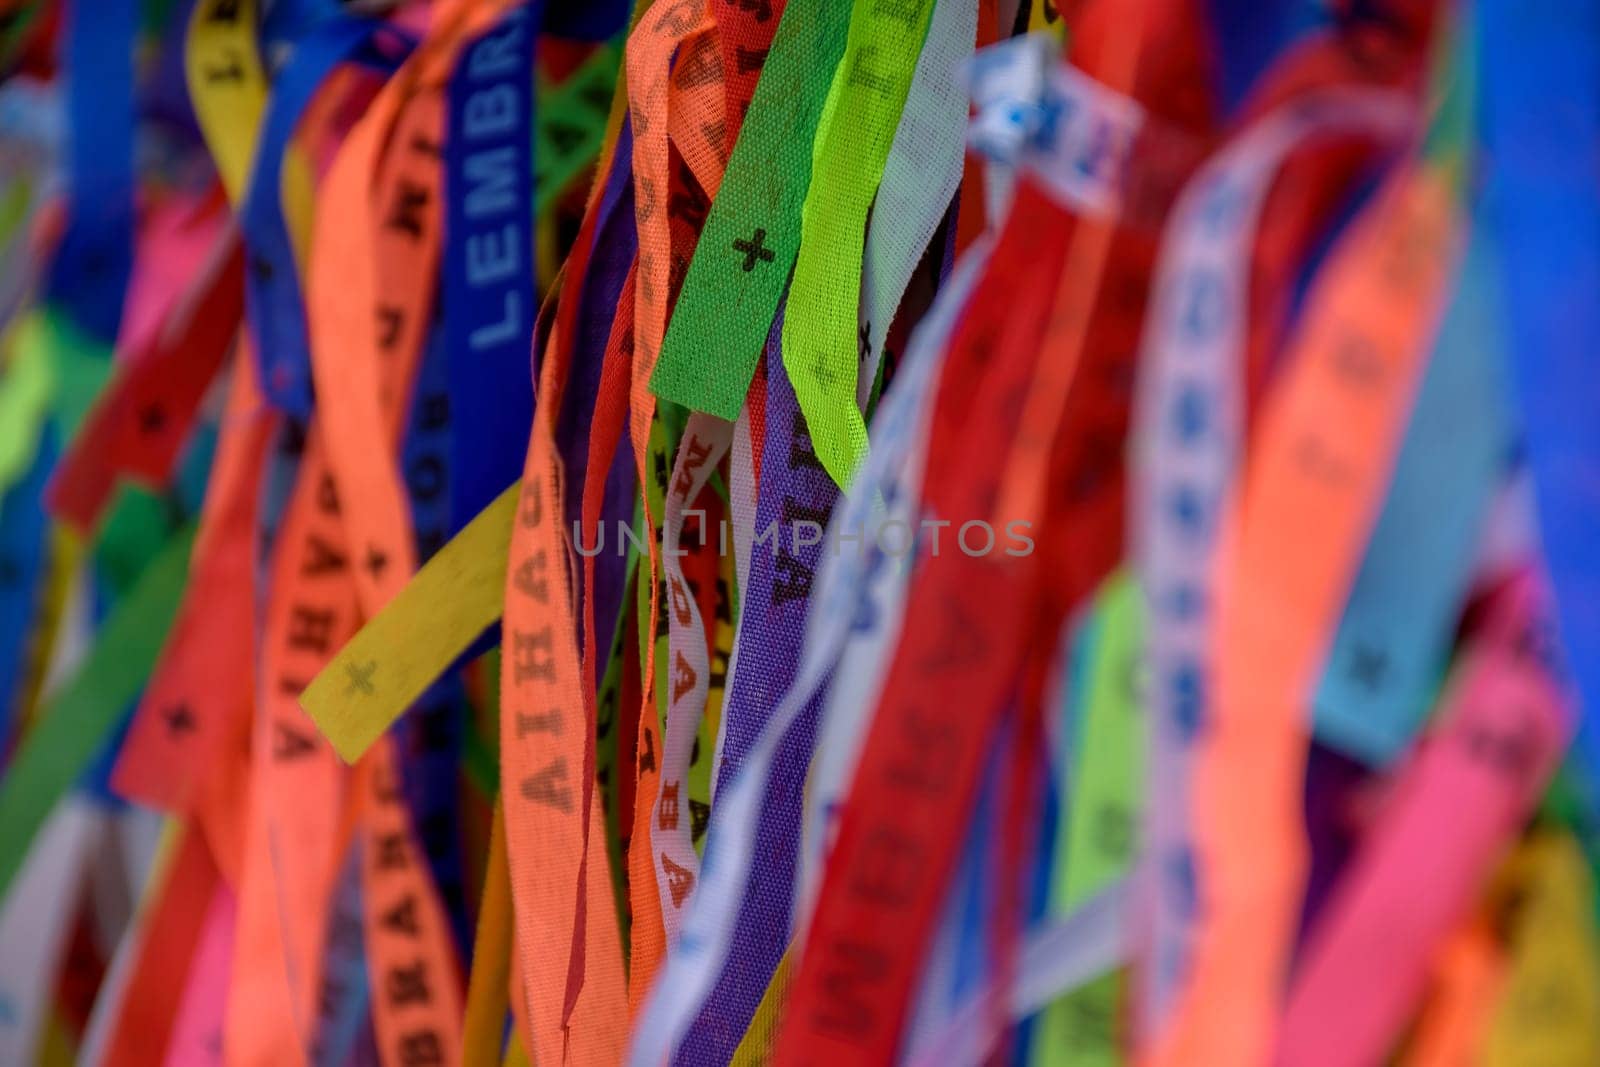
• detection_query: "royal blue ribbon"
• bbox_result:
[241,16,413,416]
[1477,0,1600,797]
[396,323,472,951]
[444,2,543,532]
[547,0,630,42]
[45,0,137,344]
[0,433,54,757]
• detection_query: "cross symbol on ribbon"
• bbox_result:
[346,660,378,696]
[732,228,775,272]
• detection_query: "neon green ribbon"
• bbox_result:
[0,313,55,499]
[781,0,935,488]
[1033,572,1143,1067]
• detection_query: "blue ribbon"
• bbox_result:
[546,0,630,42]
[396,323,472,951]
[45,0,137,343]
[1477,0,1600,796]
[1312,232,1510,764]
[1204,0,1301,117]
[241,16,414,416]
[443,2,543,530]
[0,433,54,757]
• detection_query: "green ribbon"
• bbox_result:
[647,0,851,420]
[1033,573,1144,1066]
[535,42,623,217]
[0,523,196,899]
[781,0,935,488]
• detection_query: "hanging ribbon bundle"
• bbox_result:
[3,0,1600,1063]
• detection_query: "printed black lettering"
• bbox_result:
[846,45,894,94]
[375,833,408,870]
[513,550,549,603]
[397,1031,444,1067]
[382,894,420,937]
[273,721,317,761]
[519,480,542,528]
[386,960,432,1006]
[204,48,244,83]
[734,0,772,22]
[849,825,923,907]
[287,605,337,654]
[520,757,574,812]
[511,626,555,685]
[407,455,445,502]
[812,939,890,1038]
[164,703,197,737]
[735,45,768,73]
[673,33,721,88]
[419,392,449,431]
[385,181,430,240]
[770,549,814,607]
[378,305,405,351]
[885,707,960,794]
[515,710,560,737]
[303,534,347,576]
